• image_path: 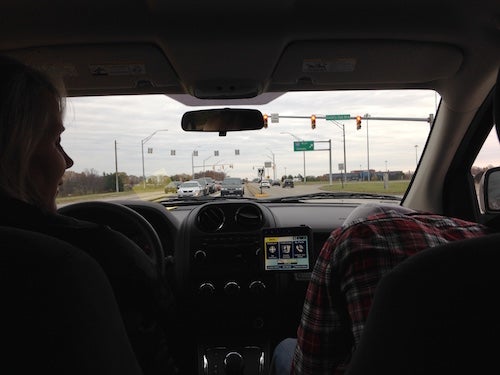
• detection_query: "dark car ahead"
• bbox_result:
[164,181,181,194]
[220,178,244,197]
[282,179,294,188]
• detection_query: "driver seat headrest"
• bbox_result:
[0,226,143,374]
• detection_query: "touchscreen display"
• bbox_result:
[262,226,312,271]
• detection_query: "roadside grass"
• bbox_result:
[306,180,411,195]
[56,185,164,205]
[132,185,165,194]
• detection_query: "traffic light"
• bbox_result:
[356,115,362,130]
[263,114,268,128]
[311,114,316,129]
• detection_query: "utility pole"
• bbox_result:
[365,113,370,181]
[114,140,119,192]
[328,120,347,187]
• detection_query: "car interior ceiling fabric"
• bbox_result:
[344,232,500,375]
[0,226,143,375]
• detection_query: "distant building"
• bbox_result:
[328,170,405,181]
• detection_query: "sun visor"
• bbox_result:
[272,40,463,87]
[4,44,182,96]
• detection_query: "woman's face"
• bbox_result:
[29,98,73,212]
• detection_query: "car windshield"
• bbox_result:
[57,89,446,206]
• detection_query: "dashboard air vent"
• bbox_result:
[197,206,225,232]
[235,204,264,229]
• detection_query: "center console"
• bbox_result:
[174,202,312,374]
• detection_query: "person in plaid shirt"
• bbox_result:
[272,204,493,375]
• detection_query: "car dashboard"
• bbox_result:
[110,198,358,374]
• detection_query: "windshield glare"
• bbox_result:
[58,89,439,205]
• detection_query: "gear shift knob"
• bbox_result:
[224,351,244,375]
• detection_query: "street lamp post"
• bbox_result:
[328,120,347,187]
[114,140,119,192]
[191,146,207,178]
[265,147,276,181]
[203,155,212,177]
[280,131,306,183]
[365,113,371,181]
[191,150,197,178]
[141,129,168,189]
[415,145,418,168]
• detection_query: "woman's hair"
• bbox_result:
[0,55,66,206]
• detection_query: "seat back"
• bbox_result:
[345,232,500,375]
[0,226,143,375]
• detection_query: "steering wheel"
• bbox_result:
[58,201,165,278]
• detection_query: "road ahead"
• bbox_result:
[58,181,400,208]
[245,182,325,199]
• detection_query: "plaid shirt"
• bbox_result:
[291,209,493,375]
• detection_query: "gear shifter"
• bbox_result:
[224,351,244,375]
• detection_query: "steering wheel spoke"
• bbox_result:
[58,201,165,278]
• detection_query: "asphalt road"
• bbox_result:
[57,182,343,208]
[246,182,324,198]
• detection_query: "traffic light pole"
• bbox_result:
[365,113,370,181]
[274,114,433,184]
[311,139,333,186]
[275,114,433,123]
[329,120,347,188]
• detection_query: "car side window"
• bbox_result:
[472,126,500,212]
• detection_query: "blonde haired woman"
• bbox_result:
[0,55,179,375]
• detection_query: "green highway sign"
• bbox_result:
[326,114,350,121]
[294,141,314,151]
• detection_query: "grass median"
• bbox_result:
[314,180,410,195]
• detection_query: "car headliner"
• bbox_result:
[1,0,499,113]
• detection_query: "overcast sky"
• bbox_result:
[61,89,484,181]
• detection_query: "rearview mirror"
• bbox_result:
[181,108,264,135]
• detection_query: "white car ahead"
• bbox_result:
[260,180,271,188]
[177,180,204,198]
